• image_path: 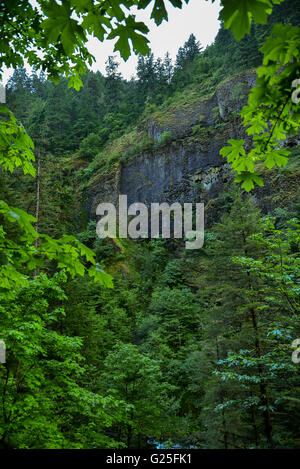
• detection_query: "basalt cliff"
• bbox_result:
[80,70,299,227]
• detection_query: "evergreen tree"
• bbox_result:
[175,34,202,71]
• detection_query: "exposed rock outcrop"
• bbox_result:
[82,70,298,227]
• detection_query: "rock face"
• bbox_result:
[146,71,256,144]
[119,139,233,207]
[83,70,297,226]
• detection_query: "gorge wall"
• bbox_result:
[82,70,299,227]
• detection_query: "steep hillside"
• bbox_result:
[78,69,299,229]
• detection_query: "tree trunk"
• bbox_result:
[127,424,132,448]
[216,337,229,449]
[250,389,259,447]
[250,306,274,449]
[33,147,40,277]
[242,229,274,448]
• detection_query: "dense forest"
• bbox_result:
[0,0,299,450]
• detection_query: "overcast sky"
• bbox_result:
[89,0,221,79]
[2,0,221,83]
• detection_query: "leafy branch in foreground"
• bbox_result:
[219,0,285,41]
[1,1,283,90]
[0,0,190,89]
[0,103,113,292]
[0,200,113,293]
[220,24,300,191]
[0,105,35,176]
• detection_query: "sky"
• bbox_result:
[89,0,222,79]
[2,0,221,83]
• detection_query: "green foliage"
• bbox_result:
[0,75,113,293]
[160,130,172,145]
[219,0,285,40]
[0,105,35,176]
[0,199,113,292]
[196,192,300,448]
[78,133,104,161]
[214,216,300,448]
[161,259,183,286]
[0,1,193,88]
[0,274,122,448]
[100,343,175,446]
[0,0,299,451]
[147,286,199,350]
[220,23,300,190]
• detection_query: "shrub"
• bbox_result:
[160,131,172,145]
